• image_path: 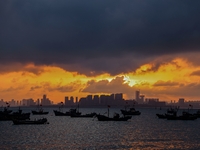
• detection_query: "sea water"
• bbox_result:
[1,107,200,150]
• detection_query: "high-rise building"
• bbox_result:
[115,93,124,105]
[43,94,46,100]
[135,90,140,102]
[70,96,74,105]
[75,97,78,104]
[93,95,100,105]
[65,96,69,105]
[86,95,93,106]
[64,96,75,106]
[26,99,35,106]
[115,93,123,100]
[100,95,106,105]
[178,98,185,106]
[140,95,145,104]
[41,94,51,105]
[135,90,145,104]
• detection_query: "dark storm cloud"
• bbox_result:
[1,0,200,75]
[0,63,45,75]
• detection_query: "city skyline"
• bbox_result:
[1,91,200,108]
[1,1,200,103]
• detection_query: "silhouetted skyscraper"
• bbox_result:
[136,90,140,102]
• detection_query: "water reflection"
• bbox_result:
[0,107,200,149]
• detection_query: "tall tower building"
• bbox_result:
[75,97,78,104]
[135,90,140,103]
[43,94,46,100]
[70,96,74,105]
[65,96,69,105]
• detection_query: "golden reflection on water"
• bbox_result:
[1,108,200,149]
[128,141,200,150]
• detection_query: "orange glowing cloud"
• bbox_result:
[1,56,200,103]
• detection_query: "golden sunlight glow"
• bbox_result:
[1,57,200,103]
[129,58,193,85]
[136,64,152,74]
[122,75,136,87]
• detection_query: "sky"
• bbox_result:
[1,0,200,103]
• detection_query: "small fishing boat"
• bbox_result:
[32,103,49,115]
[167,114,197,120]
[0,107,30,121]
[96,105,132,121]
[120,102,141,116]
[156,106,197,120]
[193,109,200,118]
[54,102,81,116]
[121,107,141,116]
[96,113,132,121]
[32,110,49,115]
[0,107,12,115]
[156,107,179,119]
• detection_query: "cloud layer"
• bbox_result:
[1,1,200,75]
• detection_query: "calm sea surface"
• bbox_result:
[1,107,200,150]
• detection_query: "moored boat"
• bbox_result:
[32,110,49,115]
[54,103,81,116]
[120,102,141,116]
[167,110,197,120]
[121,107,141,116]
[96,113,132,121]
[96,105,132,121]
[156,106,179,119]
[156,106,197,120]
[193,110,200,118]
[54,108,81,116]
[0,107,30,121]
[0,108,12,115]
[32,102,49,115]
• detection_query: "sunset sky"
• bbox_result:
[1,1,200,103]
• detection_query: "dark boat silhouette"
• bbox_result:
[167,111,197,120]
[167,105,197,120]
[53,102,81,116]
[156,107,179,119]
[96,105,132,121]
[10,108,30,120]
[0,102,12,115]
[12,118,49,125]
[0,108,12,115]
[193,109,200,118]
[120,102,141,116]
[156,106,197,120]
[54,108,81,116]
[121,107,141,116]
[32,110,49,115]
[0,107,30,121]
[32,103,49,115]
[96,113,132,121]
